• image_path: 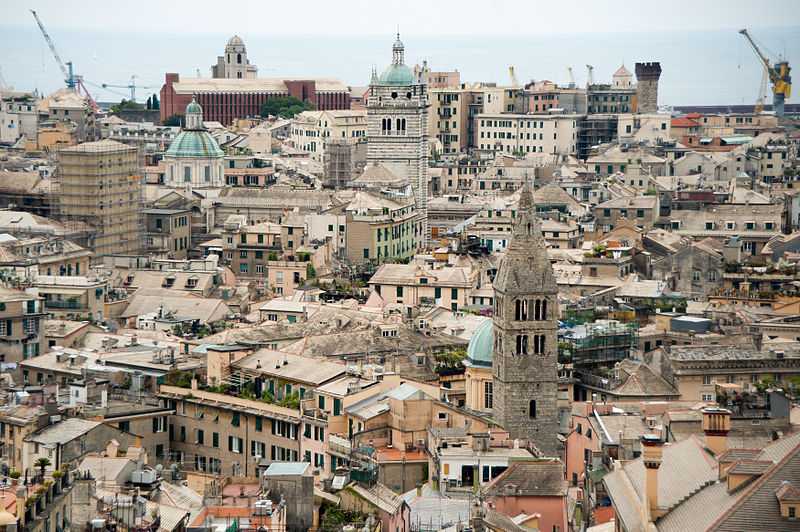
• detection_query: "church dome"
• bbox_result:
[185,99,202,115]
[465,319,494,367]
[165,130,224,158]
[227,35,244,47]
[379,63,415,86]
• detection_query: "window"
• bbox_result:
[789,507,796,519]
[228,436,243,453]
[515,334,528,355]
[701,393,714,402]
[255,417,263,432]
[396,286,404,298]
[529,400,537,418]
[703,375,712,385]
[152,416,167,433]
[484,381,493,409]
[196,429,204,445]
[231,412,240,427]
[212,432,219,448]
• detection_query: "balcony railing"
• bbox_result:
[44,300,85,310]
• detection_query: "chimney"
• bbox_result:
[641,434,663,522]
[702,407,731,456]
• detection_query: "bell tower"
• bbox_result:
[491,183,560,454]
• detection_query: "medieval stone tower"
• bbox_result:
[367,34,430,241]
[635,62,662,113]
[492,183,560,454]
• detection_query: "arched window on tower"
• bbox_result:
[237,53,242,64]
[401,118,406,132]
[515,299,528,321]
[515,335,528,355]
[533,335,545,355]
[529,400,537,418]
[533,300,541,321]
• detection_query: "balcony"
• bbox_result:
[328,434,352,457]
[44,300,86,310]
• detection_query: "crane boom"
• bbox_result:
[739,28,792,117]
[30,9,71,87]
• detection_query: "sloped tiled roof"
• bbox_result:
[482,460,566,497]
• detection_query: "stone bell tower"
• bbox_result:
[491,183,560,454]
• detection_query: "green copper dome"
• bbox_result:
[186,100,202,114]
[165,130,224,158]
[379,64,415,86]
[465,319,493,368]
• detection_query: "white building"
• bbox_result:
[475,113,579,156]
[162,98,225,188]
[290,109,367,162]
[367,34,430,240]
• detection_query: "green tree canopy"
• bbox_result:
[163,114,184,127]
[260,96,314,119]
[151,93,160,110]
[110,99,144,113]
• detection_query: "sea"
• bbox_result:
[1,25,799,107]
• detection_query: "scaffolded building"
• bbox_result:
[56,139,143,257]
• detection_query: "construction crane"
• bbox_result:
[586,64,594,86]
[30,9,98,110]
[102,75,157,103]
[567,67,575,89]
[508,66,519,88]
[739,28,792,117]
[755,67,769,114]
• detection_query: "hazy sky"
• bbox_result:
[3,1,799,105]
[4,0,799,35]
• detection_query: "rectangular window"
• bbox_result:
[255,416,262,432]
[196,429,204,445]
[212,432,219,448]
[231,412,240,427]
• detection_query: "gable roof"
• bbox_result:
[482,460,566,497]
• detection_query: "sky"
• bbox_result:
[4,0,799,35]
[2,1,799,105]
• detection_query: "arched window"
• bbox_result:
[533,299,541,321]
[541,299,547,320]
[515,335,528,355]
[237,53,242,64]
[396,118,402,132]
[533,335,545,355]
[401,118,407,131]
[529,400,537,418]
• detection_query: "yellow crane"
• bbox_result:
[739,28,792,117]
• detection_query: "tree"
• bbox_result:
[145,96,152,110]
[110,99,144,114]
[259,96,314,119]
[163,114,184,127]
[35,457,51,479]
[151,93,160,110]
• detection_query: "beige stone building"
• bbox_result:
[57,140,142,256]
[159,384,303,477]
[368,262,476,311]
[0,287,45,368]
[290,110,367,162]
[428,87,479,154]
[34,275,108,322]
[476,113,579,156]
[343,190,422,264]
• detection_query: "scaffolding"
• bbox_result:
[54,140,145,257]
[559,320,638,367]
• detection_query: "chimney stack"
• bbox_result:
[641,434,664,522]
[702,407,731,456]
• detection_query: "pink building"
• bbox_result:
[483,460,568,532]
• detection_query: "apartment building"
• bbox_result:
[475,113,579,156]
[526,80,587,114]
[34,275,108,322]
[368,263,475,310]
[428,88,479,154]
[142,208,192,260]
[290,110,367,162]
[0,236,92,280]
[343,191,422,264]
[0,288,45,368]
[593,196,660,231]
[57,140,143,256]
[159,384,303,477]
[0,90,38,145]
